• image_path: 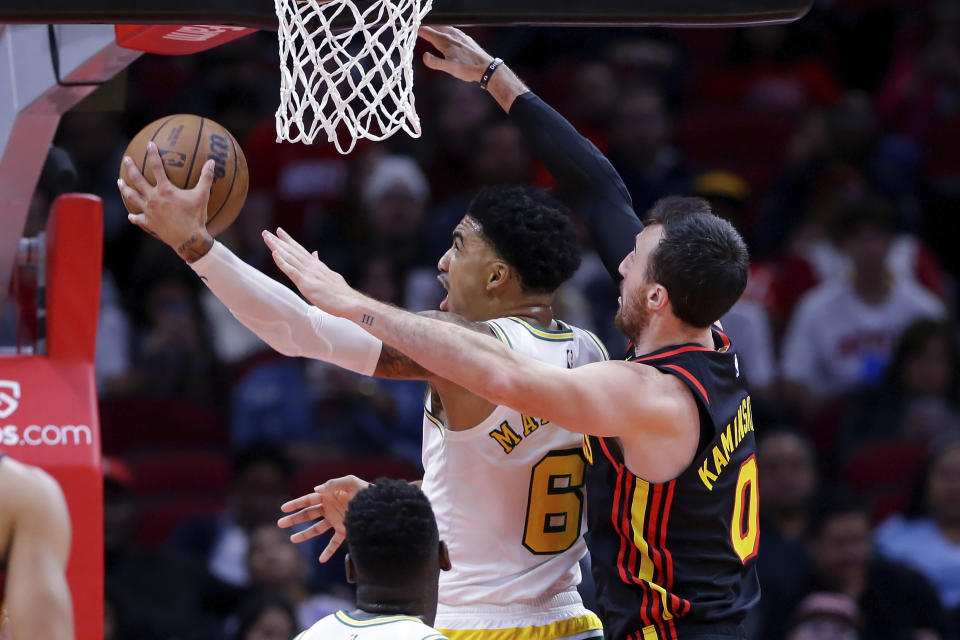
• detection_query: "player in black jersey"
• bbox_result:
[267,189,757,639]
[0,454,74,639]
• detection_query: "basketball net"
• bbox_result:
[274,0,432,154]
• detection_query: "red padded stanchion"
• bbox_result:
[0,193,104,640]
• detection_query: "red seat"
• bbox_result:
[127,450,231,495]
[134,496,227,547]
[924,116,960,183]
[100,398,228,454]
[843,439,928,524]
[291,457,422,495]
[675,108,796,171]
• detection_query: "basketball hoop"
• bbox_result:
[274,0,432,153]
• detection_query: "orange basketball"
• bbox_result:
[121,114,248,237]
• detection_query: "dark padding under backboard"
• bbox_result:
[0,0,811,29]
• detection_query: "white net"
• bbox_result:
[275,0,432,154]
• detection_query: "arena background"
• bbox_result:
[2,1,960,638]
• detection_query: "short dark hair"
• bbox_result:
[231,441,292,480]
[231,593,297,640]
[467,185,581,294]
[644,197,749,328]
[806,488,868,540]
[831,195,896,242]
[345,478,439,583]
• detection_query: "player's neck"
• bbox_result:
[493,299,554,328]
[354,586,429,622]
[631,317,713,357]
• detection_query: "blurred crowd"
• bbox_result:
[13,0,960,638]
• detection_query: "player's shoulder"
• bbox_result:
[296,611,447,640]
[485,316,609,361]
[0,456,64,508]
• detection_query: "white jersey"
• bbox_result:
[295,610,447,640]
[421,316,609,610]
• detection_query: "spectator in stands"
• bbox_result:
[780,195,945,407]
[171,443,293,587]
[607,85,691,214]
[875,439,960,612]
[702,24,840,113]
[752,429,818,635]
[246,524,351,630]
[227,593,299,640]
[786,592,862,640]
[697,171,777,396]
[841,320,960,455]
[765,490,946,640]
[877,0,960,143]
[759,92,922,256]
[134,270,221,400]
[103,457,226,639]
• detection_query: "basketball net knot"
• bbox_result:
[274,0,432,153]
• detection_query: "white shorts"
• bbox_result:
[434,589,604,640]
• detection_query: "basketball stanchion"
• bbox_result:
[0,194,105,640]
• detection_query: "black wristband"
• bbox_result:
[479,57,504,91]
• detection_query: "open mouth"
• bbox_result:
[438,275,450,311]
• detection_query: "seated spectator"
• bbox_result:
[780,196,945,407]
[171,443,293,586]
[700,24,840,113]
[840,320,960,455]
[786,592,862,640]
[764,490,947,640]
[134,271,222,400]
[875,439,960,611]
[295,479,452,640]
[607,85,692,215]
[752,429,818,635]
[103,457,227,640]
[226,593,299,640]
[246,524,351,630]
[877,0,960,143]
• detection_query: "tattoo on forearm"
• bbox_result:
[372,312,494,380]
[177,233,214,263]
[361,313,375,326]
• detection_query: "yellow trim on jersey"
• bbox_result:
[334,610,424,627]
[439,612,603,640]
[629,479,656,582]
[642,625,659,640]
[581,328,610,360]
[484,320,513,348]
[423,390,445,434]
[424,407,445,433]
[506,316,574,341]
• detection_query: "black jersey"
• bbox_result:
[583,329,760,640]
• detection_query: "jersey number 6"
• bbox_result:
[522,448,586,555]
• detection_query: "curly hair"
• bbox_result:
[344,478,439,582]
[645,196,749,328]
[466,185,582,294]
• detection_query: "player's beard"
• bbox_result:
[615,293,650,342]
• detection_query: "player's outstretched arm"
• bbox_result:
[2,461,73,640]
[267,230,685,443]
[419,26,642,283]
[118,143,487,380]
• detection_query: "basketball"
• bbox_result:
[120,114,248,237]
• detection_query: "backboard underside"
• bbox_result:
[0,0,811,29]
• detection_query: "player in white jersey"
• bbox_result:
[296,479,451,640]
[121,27,640,640]
[419,315,607,636]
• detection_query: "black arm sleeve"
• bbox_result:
[509,91,643,282]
